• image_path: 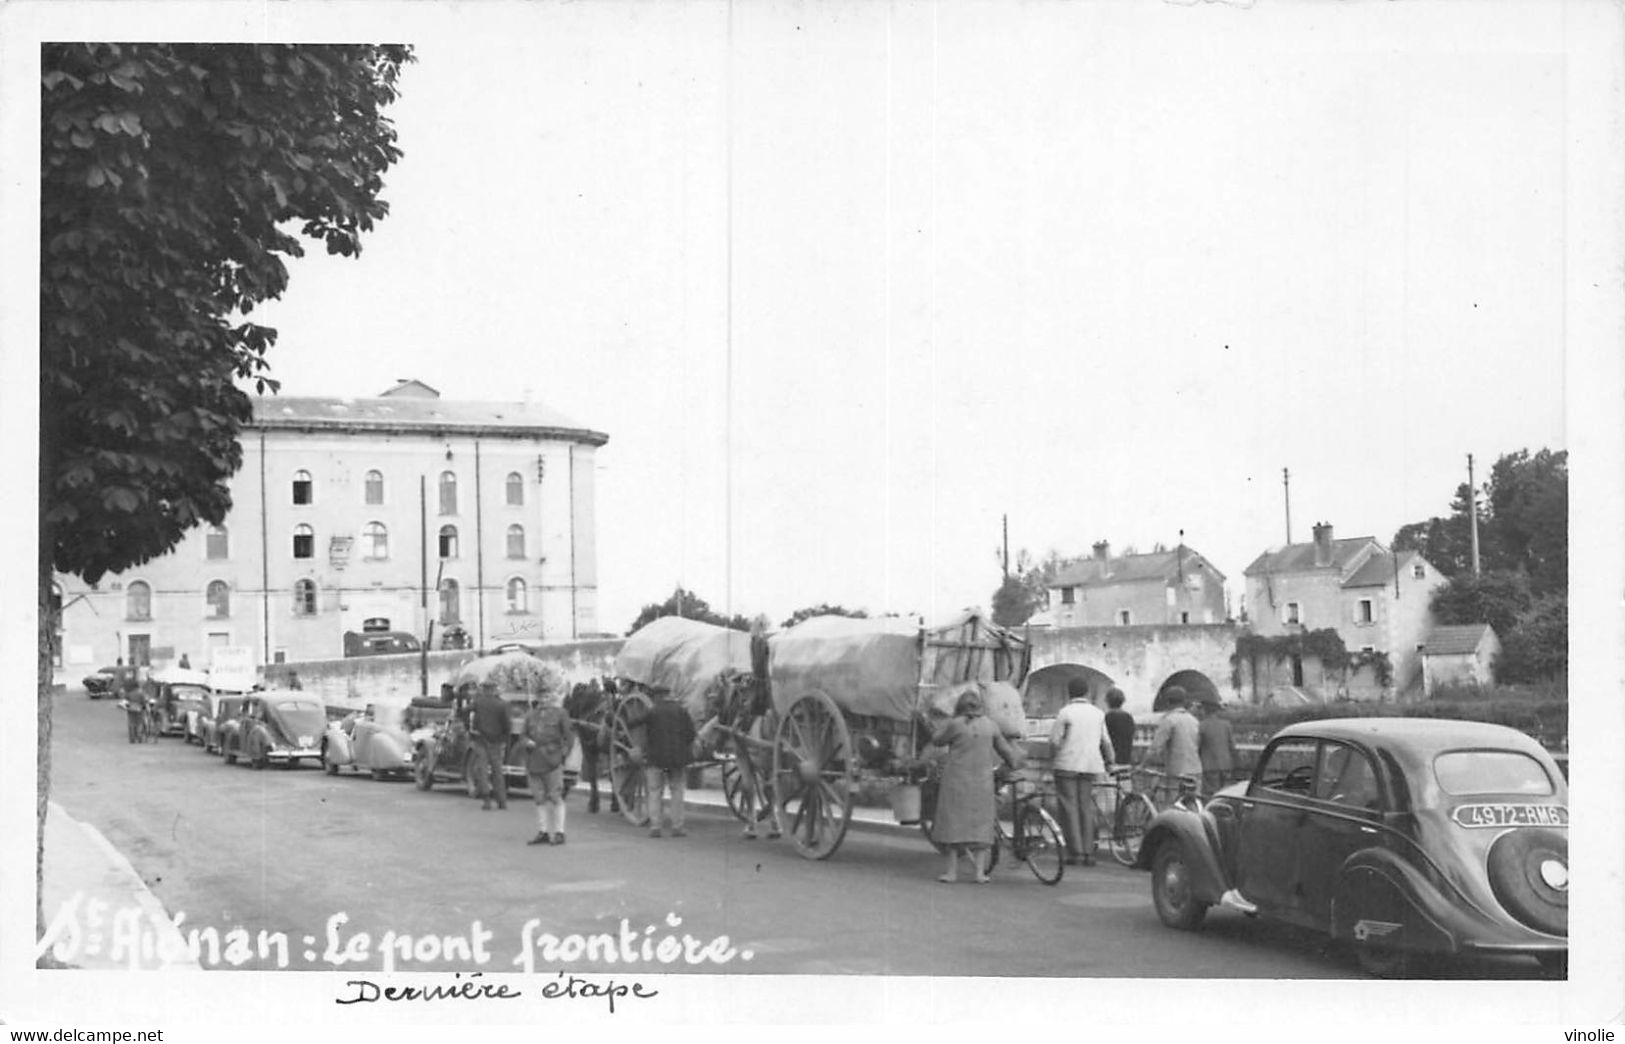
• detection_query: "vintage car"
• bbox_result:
[221,692,327,769]
[411,686,580,794]
[151,666,211,739]
[343,630,422,657]
[322,704,424,780]
[200,694,248,755]
[1135,718,1567,977]
[83,665,138,700]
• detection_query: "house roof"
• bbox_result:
[1421,623,1497,656]
[1050,547,1225,588]
[1342,549,1423,589]
[248,394,609,446]
[1243,536,1377,576]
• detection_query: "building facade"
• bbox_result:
[1420,623,1502,695]
[1242,522,1448,698]
[1046,540,1228,628]
[55,381,608,674]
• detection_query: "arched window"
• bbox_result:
[294,579,317,616]
[205,524,229,560]
[364,470,385,505]
[206,580,231,618]
[439,579,461,623]
[506,471,524,506]
[506,524,525,559]
[439,525,458,559]
[363,522,389,561]
[293,523,315,559]
[126,581,151,621]
[292,469,313,505]
[505,577,528,613]
[438,471,458,515]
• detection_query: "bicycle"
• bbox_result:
[1088,766,1158,867]
[1137,767,1207,813]
[986,768,1066,885]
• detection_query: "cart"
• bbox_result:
[607,616,767,826]
[766,610,1031,860]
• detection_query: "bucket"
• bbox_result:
[891,783,922,825]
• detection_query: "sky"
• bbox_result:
[3,0,1623,1029]
[225,0,1578,635]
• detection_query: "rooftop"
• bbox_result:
[1421,623,1498,656]
[1051,547,1224,588]
[1243,536,1377,576]
[248,390,608,446]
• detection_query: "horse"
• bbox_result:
[702,666,779,838]
[565,675,620,814]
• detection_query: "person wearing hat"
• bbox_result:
[1195,698,1239,795]
[1049,677,1115,866]
[1145,685,1202,804]
[521,687,576,845]
[924,687,1021,883]
[469,680,512,810]
[641,684,697,837]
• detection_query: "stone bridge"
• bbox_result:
[1024,623,1244,719]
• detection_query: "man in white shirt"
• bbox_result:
[1049,677,1115,866]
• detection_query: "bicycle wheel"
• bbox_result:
[1111,792,1156,867]
[1018,805,1065,885]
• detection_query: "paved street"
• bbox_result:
[45,689,1545,979]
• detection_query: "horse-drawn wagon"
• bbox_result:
[605,610,1031,860]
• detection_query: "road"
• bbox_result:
[46,688,1545,979]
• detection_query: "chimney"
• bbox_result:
[1092,541,1110,562]
[1312,522,1333,567]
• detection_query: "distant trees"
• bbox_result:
[1394,448,1568,683]
[626,586,752,636]
[990,548,1080,627]
[780,604,867,629]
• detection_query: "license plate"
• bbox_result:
[1452,803,1568,828]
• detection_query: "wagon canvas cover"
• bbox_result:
[613,616,753,719]
[768,611,1029,726]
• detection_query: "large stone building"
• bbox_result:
[55,380,608,673]
[1242,521,1448,699]
[1045,540,1229,628]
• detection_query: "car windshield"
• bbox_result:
[1434,750,1554,796]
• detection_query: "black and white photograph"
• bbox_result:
[3,0,1622,1034]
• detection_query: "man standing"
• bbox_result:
[1196,698,1240,794]
[1146,686,1202,802]
[1103,687,1136,767]
[1049,677,1114,866]
[521,687,576,845]
[469,681,511,811]
[642,685,696,838]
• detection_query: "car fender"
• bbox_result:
[1137,810,1229,906]
[369,731,411,769]
[1330,847,1462,955]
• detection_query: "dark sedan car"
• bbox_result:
[83,665,138,700]
[222,692,327,769]
[1135,718,1567,977]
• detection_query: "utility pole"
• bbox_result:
[1282,467,1292,544]
[1468,453,1481,576]
[1002,514,1010,580]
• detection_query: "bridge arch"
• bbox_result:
[1152,669,1223,712]
[1023,663,1117,718]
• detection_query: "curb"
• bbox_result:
[39,802,201,971]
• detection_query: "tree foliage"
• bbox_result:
[989,547,1079,627]
[780,603,867,629]
[1495,595,1567,684]
[42,43,412,584]
[627,586,752,636]
[1430,571,1534,639]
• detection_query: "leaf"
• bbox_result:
[84,166,106,188]
[118,112,143,135]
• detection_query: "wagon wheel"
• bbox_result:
[771,690,856,860]
[720,756,749,822]
[609,692,652,826]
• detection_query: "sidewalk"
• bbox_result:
[37,801,199,971]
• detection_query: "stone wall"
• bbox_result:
[1026,623,1244,717]
[268,637,624,712]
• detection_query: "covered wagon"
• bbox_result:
[766,610,1030,859]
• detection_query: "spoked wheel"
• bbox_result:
[609,692,652,826]
[1019,805,1066,885]
[771,690,855,860]
[1111,792,1156,866]
[720,756,748,822]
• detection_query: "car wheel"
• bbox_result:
[1150,842,1209,930]
[414,752,435,791]
[224,748,237,766]
[322,744,339,776]
[1486,828,1568,937]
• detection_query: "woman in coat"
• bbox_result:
[927,687,1021,883]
